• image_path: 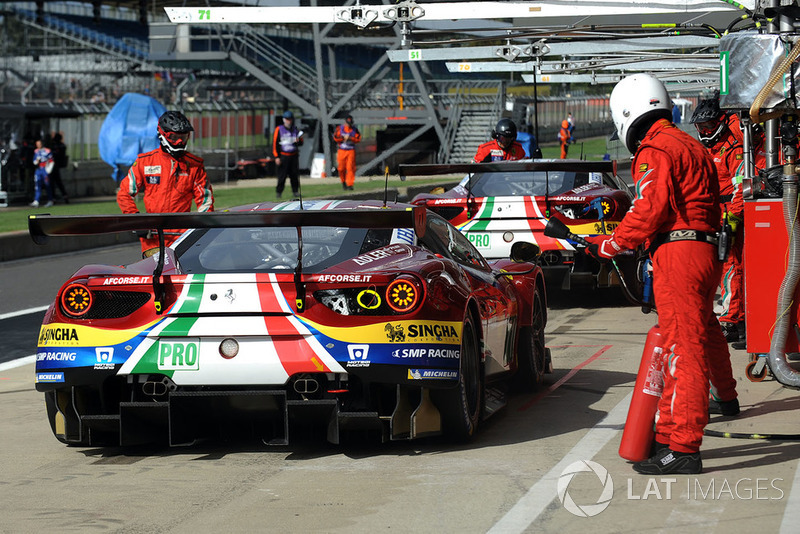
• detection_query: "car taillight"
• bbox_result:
[61,283,92,317]
[598,197,617,219]
[386,275,423,313]
[314,276,425,316]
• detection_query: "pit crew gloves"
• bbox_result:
[585,235,622,260]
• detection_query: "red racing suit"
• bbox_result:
[708,129,745,327]
[117,148,214,254]
[726,112,767,180]
[609,119,736,453]
[472,139,526,163]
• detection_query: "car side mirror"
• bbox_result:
[510,241,540,263]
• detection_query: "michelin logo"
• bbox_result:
[36,372,65,383]
[347,344,370,368]
[408,369,458,380]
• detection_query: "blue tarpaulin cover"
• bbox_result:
[98,93,166,181]
[516,132,540,158]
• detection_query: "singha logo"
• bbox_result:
[385,323,405,342]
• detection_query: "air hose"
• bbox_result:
[704,429,800,441]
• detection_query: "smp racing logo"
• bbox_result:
[38,326,79,346]
[384,322,460,343]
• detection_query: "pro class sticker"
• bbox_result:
[157,339,200,371]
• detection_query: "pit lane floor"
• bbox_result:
[1,280,798,533]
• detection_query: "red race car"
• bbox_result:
[407,160,645,298]
[29,200,549,447]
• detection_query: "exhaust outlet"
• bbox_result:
[293,377,320,395]
[142,380,174,397]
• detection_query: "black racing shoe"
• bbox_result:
[342,182,348,190]
[633,447,702,475]
[649,440,670,457]
[709,397,740,416]
[720,322,739,342]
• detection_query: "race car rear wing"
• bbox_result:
[28,206,427,245]
[29,206,427,315]
[398,160,615,178]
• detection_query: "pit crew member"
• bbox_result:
[585,74,738,475]
[690,95,746,351]
[272,110,304,199]
[117,110,214,257]
[333,114,362,191]
[472,118,526,163]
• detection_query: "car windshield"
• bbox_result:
[175,226,397,273]
[460,170,605,197]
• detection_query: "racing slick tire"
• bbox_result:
[515,291,547,391]
[434,312,484,440]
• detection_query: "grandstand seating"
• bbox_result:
[11,6,148,61]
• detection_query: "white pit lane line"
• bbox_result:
[0,355,36,372]
[0,305,49,320]
[779,459,800,534]
[488,392,631,533]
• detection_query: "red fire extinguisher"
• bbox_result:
[619,324,665,462]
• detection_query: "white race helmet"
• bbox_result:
[610,74,672,153]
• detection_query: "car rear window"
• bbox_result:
[175,226,392,273]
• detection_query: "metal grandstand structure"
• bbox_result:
[158,0,757,169]
[0,0,764,184]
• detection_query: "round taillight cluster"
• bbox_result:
[386,276,423,313]
[61,283,93,317]
[600,197,616,218]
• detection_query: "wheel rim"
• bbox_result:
[531,293,546,377]
[462,320,480,416]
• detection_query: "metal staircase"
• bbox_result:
[447,108,498,163]
[226,25,324,110]
[438,85,504,164]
